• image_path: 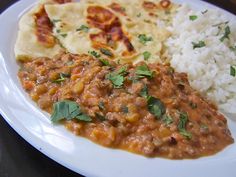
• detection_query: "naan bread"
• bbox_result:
[14,0,73,61]
[44,0,177,64]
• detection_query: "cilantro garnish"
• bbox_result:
[138,34,153,45]
[189,15,197,21]
[137,13,141,17]
[100,48,113,57]
[76,25,89,32]
[128,76,139,83]
[143,51,151,61]
[88,50,101,58]
[51,100,92,122]
[200,124,208,130]
[52,73,70,83]
[117,66,128,75]
[139,84,149,98]
[230,46,236,52]
[99,58,110,66]
[106,66,128,88]
[147,96,166,119]
[107,74,124,88]
[220,26,231,42]
[135,65,154,79]
[95,113,106,121]
[88,51,111,66]
[60,33,67,38]
[140,85,167,120]
[178,112,192,139]
[52,19,61,25]
[192,41,206,49]
[189,102,197,109]
[98,101,105,110]
[121,7,126,12]
[230,65,236,77]
[121,105,129,114]
[162,114,173,126]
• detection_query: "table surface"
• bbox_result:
[0,1,235,177]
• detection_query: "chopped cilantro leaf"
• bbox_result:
[117,66,128,75]
[107,74,124,88]
[121,105,129,114]
[138,34,153,45]
[95,113,106,121]
[179,130,192,139]
[60,33,67,38]
[106,66,128,88]
[192,41,206,49]
[121,7,126,12]
[98,101,105,110]
[140,84,149,98]
[135,65,153,79]
[60,73,70,77]
[100,48,113,57]
[147,96,166,119]
[52,19,61,25]
[128,76,139,83]
[51,100,92,122]
[52,19,61,23]
[88,50,101,58]
[82,61,90,65]
[230,65,236,77]
[117,59,121,64]
[189,15,198,21]
[200,124,208,130]
[216,26,222,36]
[137,13,141,17]
[52,73,70,83]
[212,21,229,27]
[162,114,173,126]
[139,85,166,120]
[230,46,236,52]
[143,51,151,61]
[88,50,111,66]
[167,67,175,75]
[220,26,231,42]
[99,58,110,66]
[178,112,192,139]
[178,112,188,130]
[76,25,89,32]
[189,102,197,109]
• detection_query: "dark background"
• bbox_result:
[0,1,235,177]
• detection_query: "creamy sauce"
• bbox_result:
[18,53,234,159]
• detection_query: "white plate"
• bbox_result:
[0,0,236,177]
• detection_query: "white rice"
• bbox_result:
[165,5,236,114]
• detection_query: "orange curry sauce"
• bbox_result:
[18,53,234,159]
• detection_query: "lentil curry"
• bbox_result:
[18,53,234,159]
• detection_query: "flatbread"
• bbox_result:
[14,0,73,61]
[44,0,177,64]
